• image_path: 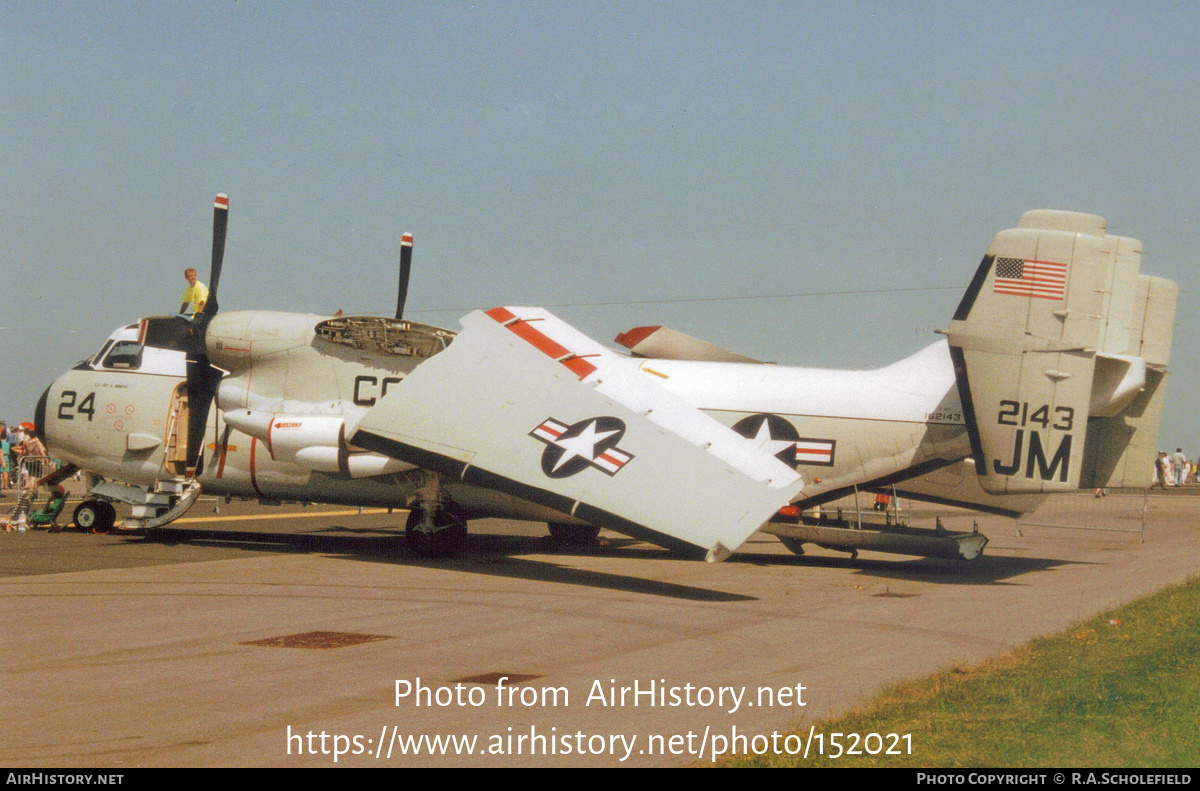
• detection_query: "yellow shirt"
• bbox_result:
[182,281,209,314]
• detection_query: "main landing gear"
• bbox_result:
[405,505,467,558]
[404,472,467,558]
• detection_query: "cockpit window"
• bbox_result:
[142,316,196,352]
[102,341,144,370]
[89,340,115,367]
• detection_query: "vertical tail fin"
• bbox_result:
[945,211,1176,494]
[1080,274,1178,488]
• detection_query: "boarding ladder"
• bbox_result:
[3,488,36,531]
[3,456,67,531]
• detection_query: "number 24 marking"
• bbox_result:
[57,390,96,421]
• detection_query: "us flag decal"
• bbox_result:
[993,257,1068,300]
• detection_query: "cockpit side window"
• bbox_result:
[102,341,144,370]
[142,316,195,352]
[89,340,115,368]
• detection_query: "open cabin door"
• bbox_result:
[164,383,189,478]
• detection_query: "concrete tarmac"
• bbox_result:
[1,492,1198,767]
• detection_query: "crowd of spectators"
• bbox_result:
[1,421,63,532]
[1155,448,1197,489]
[0,420,50,496]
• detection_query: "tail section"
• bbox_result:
[946,211,1176,494]
[1080,274,1177,488]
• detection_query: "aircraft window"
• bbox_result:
[90,340,115,367]
[142,316,195,351]
[102,341,144,370]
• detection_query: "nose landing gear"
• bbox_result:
[73,500,117,534]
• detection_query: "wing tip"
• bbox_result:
[614,325,662,350]
[705,542,734,563]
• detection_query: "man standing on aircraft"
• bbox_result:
[179,267,209,318]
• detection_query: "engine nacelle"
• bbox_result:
[221,408,410,476]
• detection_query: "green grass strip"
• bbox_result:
[725,576,1200,767]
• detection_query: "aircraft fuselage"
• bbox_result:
[41,311,973,528]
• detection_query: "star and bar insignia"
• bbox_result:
[731,413,836,468]
[530,416,634,478]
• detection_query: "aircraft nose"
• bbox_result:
[34,384,50,448]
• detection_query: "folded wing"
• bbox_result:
[348,307,803,561]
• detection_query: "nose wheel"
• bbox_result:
[73,500,117,534]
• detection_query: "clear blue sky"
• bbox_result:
[3,2,1196,455]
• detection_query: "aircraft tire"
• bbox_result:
[98,501,117,532]
[74,500,116,534]
[547,523,601,545]
[405,507,467,559]
[778,536,806,557]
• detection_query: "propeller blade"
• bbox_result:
[185,192,229,475]
[395,231,413,321]
[184,360,222,473]
[208,193,228,315]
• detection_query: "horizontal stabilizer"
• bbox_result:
[1079,274,1176,489]
[1130,275,1178,368]
[349,307,803,559]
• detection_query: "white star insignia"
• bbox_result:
[551,420,620,472]
[751,419,797,458]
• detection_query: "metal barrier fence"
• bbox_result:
[805,486,1152,542]
[1015,488,1149,541]
[15,455,60,490]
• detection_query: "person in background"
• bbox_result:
[7,425,24,477]
[16,430,47,491]
[1154,451,1169,489]
[0,425,9,494]
[23,430,47,459]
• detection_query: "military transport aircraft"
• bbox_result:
[34,196,1178,563]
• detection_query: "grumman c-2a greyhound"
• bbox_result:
[36,196,1178,563]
